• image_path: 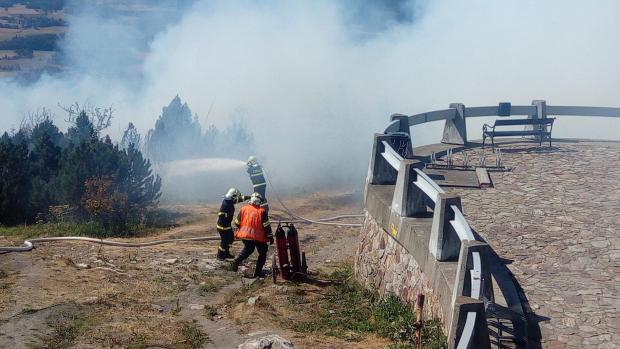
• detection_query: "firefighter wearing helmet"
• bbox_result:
[216,187,250,260]
[230,192,273,278]
[246,156,269,212]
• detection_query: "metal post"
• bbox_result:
[366,133,399,185]
[442,103,468,145]
[530,100,548,141]
[429,194,462,261]
[415,293,425,349]
[392,160,427,218]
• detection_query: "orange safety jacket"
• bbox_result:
[234,204,271,243]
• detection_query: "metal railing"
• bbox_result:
[413,168,445,203]
[373,101,620,348]
[450,205,475,241]
[384,103,620,134]
[457,312,478,349]
[381,140,404,170]
[380,140,484,348]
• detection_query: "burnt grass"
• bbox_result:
[284,263,448,348]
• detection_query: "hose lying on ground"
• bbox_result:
[270,213,364,225]
[263,169,364,227]
[0,211,363,253]
[0,235,221,253]
[1,168,364,253]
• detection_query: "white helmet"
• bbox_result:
[249,192,263,206]
[224,187,241,200]
[247,155,258,167]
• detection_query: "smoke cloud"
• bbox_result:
[1,0,619,198]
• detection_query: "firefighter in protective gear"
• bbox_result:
[216,187,250,260]
[246,156,269,212]
[230,193,273,278]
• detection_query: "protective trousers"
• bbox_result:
[233,239,268,277]
[217,228,234,259]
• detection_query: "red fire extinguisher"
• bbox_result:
[275,225,291,280]
[287,224,302,274]
[273,223,309,282]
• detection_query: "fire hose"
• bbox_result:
[0,235,221,253]
[262,168,364,227]
[0,165,364,253]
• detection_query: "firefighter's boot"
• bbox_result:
[216,247,227,261]
[229,260,239,272]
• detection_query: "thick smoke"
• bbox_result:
[1,0,619,198]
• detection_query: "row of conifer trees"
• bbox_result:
[0,96,255,234]
[0,109,161,234]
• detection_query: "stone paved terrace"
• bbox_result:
[444,139,619,348]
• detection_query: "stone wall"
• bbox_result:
[355,212,444,322]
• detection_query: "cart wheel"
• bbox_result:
[271,254,277,284]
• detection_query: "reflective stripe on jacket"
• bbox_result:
[247,164,266,187]
[234,204,270,243]
[217,196,250,230]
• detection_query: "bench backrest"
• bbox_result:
[494,118,555,126]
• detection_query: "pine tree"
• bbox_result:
[61,137,121,210]
[66,111,95,145]
[120,122,141,150]
[30,118,64,148]
[28,122,63,217]
[145,95,203,163]
[0,132,30,224]
[1,111,162,234]
[123,143,162,217]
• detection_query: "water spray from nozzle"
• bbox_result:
[159,157,246,177]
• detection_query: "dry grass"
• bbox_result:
[1,194,366,348]
[224,263,447,348]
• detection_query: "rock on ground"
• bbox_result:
[238,335,296,349]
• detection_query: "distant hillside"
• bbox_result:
[0,0,64,12]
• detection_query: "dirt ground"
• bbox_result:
[0,191,397,349]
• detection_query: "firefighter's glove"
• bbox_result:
[268,235,274,245]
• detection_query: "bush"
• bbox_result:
[374,295,416,341]
[82,178,129,233]
[180,323,208,349]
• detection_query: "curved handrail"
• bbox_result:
[464,105,536,117]
[384,119,401,133]
[374,101,617,348]
[381,141,404,170]
[457,312,477,349]
[412,168,445,203]
[386,104,620,135]
[547,106,620,117]
[408,108,456,126]
[379,141,481,348]
[450,205,475,241]
[470,252,482,300]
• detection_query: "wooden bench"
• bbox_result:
[483,118,555,149]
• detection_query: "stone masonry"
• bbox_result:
[355,212,444,322]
